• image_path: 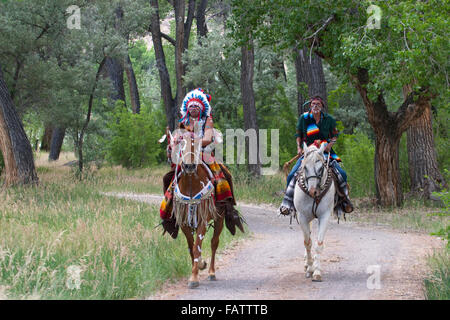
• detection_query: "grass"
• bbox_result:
[0,152,246,299]
[1,152,448,299]
[424,249,450,300]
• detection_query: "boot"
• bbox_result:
[224,202,245,235]
[161,216,179,239]
[341,183,354,213]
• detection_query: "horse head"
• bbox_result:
[301,142,326,198]
[174,131,202,175]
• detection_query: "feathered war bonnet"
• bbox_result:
[179,88,212,125]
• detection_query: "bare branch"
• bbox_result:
[304,14,335,41]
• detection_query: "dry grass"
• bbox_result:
[0,153,245,299]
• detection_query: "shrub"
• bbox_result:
[106,105,165,168]
[333,131,376,197]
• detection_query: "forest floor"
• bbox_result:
[106,192,445,300]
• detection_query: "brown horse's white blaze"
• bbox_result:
[172,133,225,288]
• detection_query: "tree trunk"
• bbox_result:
[124,55,141,114]
[174,0,186,115]
[294,47,328,115]
[150,0,176,130]
[77,58,106,177]
[184,0,196,50]
[374,133,403,206]
[0,64,38,186]
[103,56,126,105]
[49,127,65,161]
[240,38,261,177]
[196,0,208,41]
[40,125,53,151]
[404,86,446,199]
[353,69,430,207]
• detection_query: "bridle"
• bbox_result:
[298,149,332,218]
[172,134,215,229]
[177,134,202,176]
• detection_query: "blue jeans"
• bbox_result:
[286,154,347,188]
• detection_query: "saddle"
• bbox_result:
[297,167,349,222]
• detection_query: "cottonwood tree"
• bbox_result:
[0,64,38,186]
[231,0,449,206]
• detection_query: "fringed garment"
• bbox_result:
[159,162,233,223]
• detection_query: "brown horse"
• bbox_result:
[172,132,225,288]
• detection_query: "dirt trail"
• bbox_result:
[106,192,444,300]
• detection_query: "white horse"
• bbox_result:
[293,142,335,282]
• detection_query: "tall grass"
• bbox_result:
[0,154,244,299]
[424,249,450,300]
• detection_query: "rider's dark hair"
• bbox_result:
[310,95,326,108]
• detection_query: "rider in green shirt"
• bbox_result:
[280,95,354,217]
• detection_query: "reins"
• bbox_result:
[298,151,333,218]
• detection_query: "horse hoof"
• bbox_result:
[312,274,322,282]
[305,272,313,278]
[188,281,199,289]
[208,275,217,281]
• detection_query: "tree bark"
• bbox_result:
[294,47,328,115]
[103,56,126,105]
[149,0,176,130]
[77,58,106,177]
[196,0,208,41]
[240,38,261,177]
[174,0,186,115]
[373,133,402,206]
[184,0,196,50]
[124,55,141,114]
[40,125,53,151]
[0,64,38,186]
[353,69,430,206]
[48,127,65,161]
[403,85,446,199]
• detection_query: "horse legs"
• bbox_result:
[208,216,224,281]
[188,223,208,289]
[298,215,314,278]
[312,212,331,282]
[181,226,195,264]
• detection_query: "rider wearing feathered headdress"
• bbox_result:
[160,88,245,238]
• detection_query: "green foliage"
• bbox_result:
[434,104,450,175]
[333,131,376,197]
[105,105,165,168]
[233,0,449,103]
[424,249,450,300]
[430,182,450,245]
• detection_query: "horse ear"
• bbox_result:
[319,142,326,154]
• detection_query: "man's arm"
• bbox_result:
[296,137,303,155]
[295,115,305,155]
[201,116,214,147]
[325,117,339,153]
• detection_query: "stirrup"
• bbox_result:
[279,206,291,216]
[343,199,354,213]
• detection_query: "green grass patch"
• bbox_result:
[0,164,245,299]
[424,249,450,300]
